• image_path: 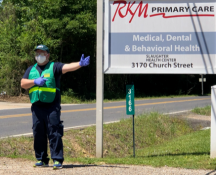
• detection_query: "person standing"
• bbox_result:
[21,44,90,169]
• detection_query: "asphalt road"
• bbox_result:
[0,96,211,138]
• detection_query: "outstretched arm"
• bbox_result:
[62,62,81,74]
[62,54,90,74]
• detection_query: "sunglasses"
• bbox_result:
[35,53,47,56]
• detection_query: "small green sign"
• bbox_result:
[126,84,135,115]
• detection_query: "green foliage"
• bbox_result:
[61,95,81,104]
[0,0,96,96]
[192,105,211,116]
[62,88,76,97]
[61,88,97,103]
[0,20,28,93]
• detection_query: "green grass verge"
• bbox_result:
[0,112,214,169]
[61,94,206,104]
[67,130,214,170]
[192,105,211,116]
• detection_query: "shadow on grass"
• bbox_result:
[63,164,129,169]
[137,152,210,158]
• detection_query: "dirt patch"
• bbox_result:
[63,135,95,158]
[69,137,94,158]
[0,95,30,103]
[173,112,210,130]
[186,113,210,121]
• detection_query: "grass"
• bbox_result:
[91,129,214,169]
[61,94,205,104]
[192,105,211,116]
[64,129,215,170]
[63,112,194,158]
[0,136,35,160]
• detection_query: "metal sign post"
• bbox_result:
[199,75,206,95]
[96,0,104,158]
[126,84,135,157]
[201,74,204,95]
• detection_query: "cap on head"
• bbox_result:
[34,45,50,53]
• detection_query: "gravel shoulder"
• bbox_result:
[0,157,214,175]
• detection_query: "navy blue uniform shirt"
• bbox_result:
[22,62,65,107]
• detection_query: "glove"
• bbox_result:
[34,75,48,86]
[79,54,90,67]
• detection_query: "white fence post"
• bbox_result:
[211,85,216,158]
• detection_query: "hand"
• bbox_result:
[34,75,48,86]
[79,54,90,67]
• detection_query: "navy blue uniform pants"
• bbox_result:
[31,105,64,164]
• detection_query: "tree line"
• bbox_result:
[0,0,215,99]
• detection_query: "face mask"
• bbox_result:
[35,55,46,64]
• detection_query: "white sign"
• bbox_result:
[199,78,206,82]
[104,0,216,74]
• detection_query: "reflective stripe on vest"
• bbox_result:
[39,87,56,93]
[29,87,59,94]
[29,87,39,94]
